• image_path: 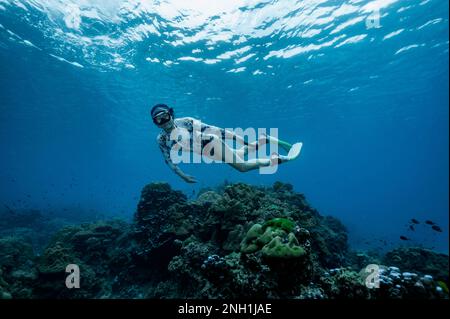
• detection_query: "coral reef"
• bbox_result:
[361,266,448,299]
[0,207,99,253]
[34,220,137,298]
[0,182,448,299]
[0,236,36,298]
[383,247,449,282]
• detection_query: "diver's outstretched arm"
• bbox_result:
[158,137,197,183]
[163,151,197,183]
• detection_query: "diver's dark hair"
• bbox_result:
[151,104,174,118]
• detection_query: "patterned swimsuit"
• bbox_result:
[157,117,226,172]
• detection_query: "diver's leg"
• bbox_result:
[234,158,271,172]
[246,135,269,150]
[237,133,292,154]
[229,133,268,157]
[231,157,272,172]
[202,137,273,172]
[224,145,291,173]
[232,152,292,172]
[262,133,292,153]
[236,134,270,157]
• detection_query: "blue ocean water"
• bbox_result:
[0,0,448,253]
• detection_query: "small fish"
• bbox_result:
[409,225,415,231]
[400,236,410,241]
[410,218,420,224]
[431,225,443,232]
[425,220,435,225]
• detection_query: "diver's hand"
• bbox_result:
[182,175,198,183]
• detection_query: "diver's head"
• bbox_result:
[151,104,175,129]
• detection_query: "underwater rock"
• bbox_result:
[132,182,206,265]
[357,265,449,299]
[0,268,13,299]
[0,236,35,271]
[318,267,370,299]
[0,181,447,299]
[0,236,36,298]
[0,236,37,298]
[34,220,132,298]
[135,182,188,227]
[346,250,382,271]
[196,191,223,206]
[308,216,349,268]
[163,237,307,298]
[222,224,246,252]
[0,207,102,253]
[383,247,449,282]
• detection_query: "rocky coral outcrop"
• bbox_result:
[34,220,134,298]
[0,182,448,299]
[383,247,449,282]
[0,236,36,298]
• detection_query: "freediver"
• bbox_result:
[151,104,301,183]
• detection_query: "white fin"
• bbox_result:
[287,142,302,160]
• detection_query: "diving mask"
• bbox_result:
[152,111,171,125]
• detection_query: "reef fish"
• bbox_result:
[425,220,435,225]
[431,225,443,232]
[400,236,410,241]
[410,218,420,224]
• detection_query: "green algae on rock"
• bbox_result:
[261,233,305,259]
[240,218,306,259]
